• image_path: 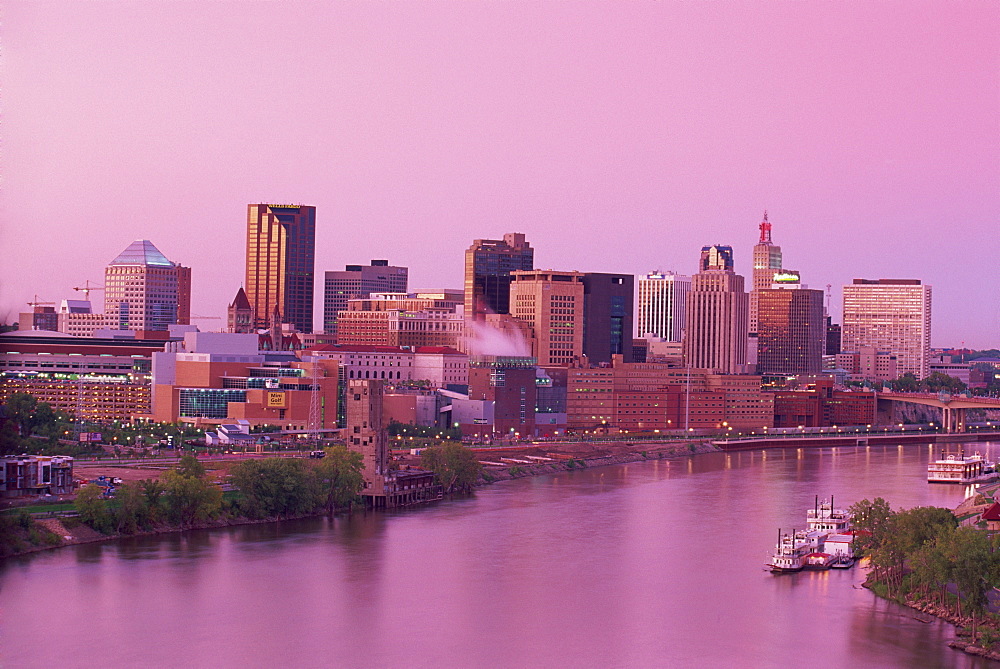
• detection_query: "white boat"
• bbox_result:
[927,451,997,484]
[769,497,855,573]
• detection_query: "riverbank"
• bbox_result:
[2,440,720,559]
[860,583,1000,663]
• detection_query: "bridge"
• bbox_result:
[877,392,1000,433]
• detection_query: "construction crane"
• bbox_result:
[73,281,105,300]
[26,295,55,308]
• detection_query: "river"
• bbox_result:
[2,442,998,668]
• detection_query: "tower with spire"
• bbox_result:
[749,211,783,335]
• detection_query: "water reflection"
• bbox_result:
[2,443,997,668]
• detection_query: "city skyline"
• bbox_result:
[2,2,997,347]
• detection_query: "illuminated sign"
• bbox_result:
[773,272,801,283]
[266,391,286,408]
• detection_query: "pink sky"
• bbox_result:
[2,2,997,347]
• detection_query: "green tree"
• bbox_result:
[176,454,206,479]
[4,392,38,436]
[887,373,920,393]
[420,442,482,493]
[922,372,967,394]
[75,484,114,533]
[162,470,223,526]
[228,458,320,519]
[848,497,894,555]
[138,478,165,522]
[943,526,1000,642]
[113,482,149,534]
[313,446,364,513]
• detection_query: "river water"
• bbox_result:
[3,443,998,668]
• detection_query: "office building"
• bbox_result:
[756,284,825,376]
[509,270,585,366]
[750,212,783,335]
[581,273,634,364]
[104,240,191,332]
[464,234,534,320]
[245,204,316,333]
[683,245,750,374]
[323,260,408,335]
[637,271,690,341]
[842,279,932,379]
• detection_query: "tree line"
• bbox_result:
[74,447,366,536]
[851,497,1000,646]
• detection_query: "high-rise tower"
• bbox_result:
[104,240,190,331]
[637,271,691,341]
[509,270,584,366]
[464,234,534,320]
[323,260,408,335]
[842,279,932,379]
[245,204,316,333]
[683,245,749,374]
[750,211,783,334]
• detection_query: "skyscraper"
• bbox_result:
[842,279,932,379]
[509,270,584,366]
[683,245,749,374]
[750,211,783,335]
[322,260,408,335]
[756,284,825,376]
[582,272,634,364]
[637,271,691,341]
[245,204,316,333]
[464,234,534,320]
[104,240,190,331]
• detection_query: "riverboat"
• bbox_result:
[927,451,998,484]
[769,497,856,573]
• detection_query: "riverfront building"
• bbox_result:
[772,378,876,428]
[566,357,773,432]
[151,332,338,429]
[464,234,534,320]
[245,204,316,333]
[842,279,932,380]
[683,245,750,374]
[637,271,690,341]
[509,270,585,366]
[0,455,74,498]
[323,260,408,335]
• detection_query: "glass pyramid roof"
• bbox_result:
[108,240,175,267]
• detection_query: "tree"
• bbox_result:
[313,446,364,513]
[162,471,223,526]
[176,454,206,479]
[848,497,893,555]
[138,478,165,522]
[75,484,114,533]
[113,483,148,534]
[421,442,482,494]
[922,372,967,394]
[887,373,920,393]
[943,527,1000,642]
[228,458,320,519]
[4,392,38,436]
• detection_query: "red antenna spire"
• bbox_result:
[758,210,772,243]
